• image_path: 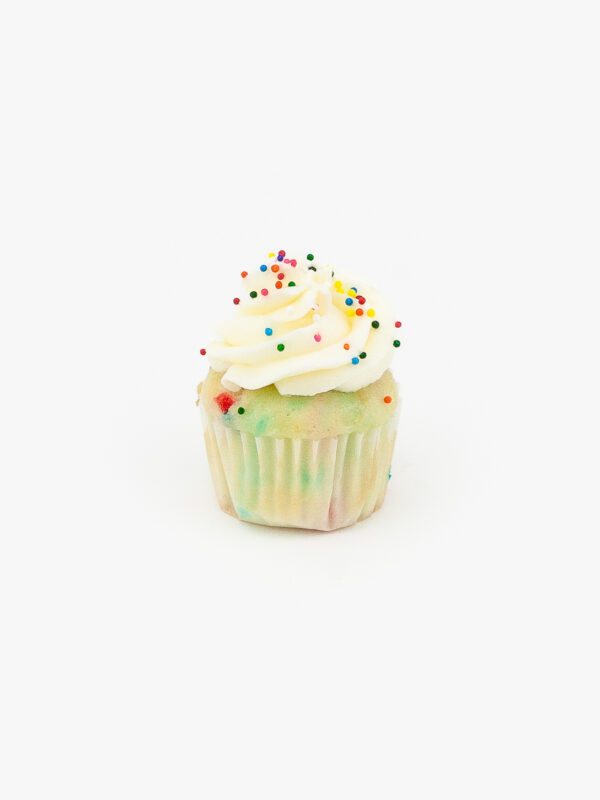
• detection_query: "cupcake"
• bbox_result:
[197,250,402,531]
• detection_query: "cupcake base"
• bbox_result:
[202,414,397,531]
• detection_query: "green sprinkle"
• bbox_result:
[287,395,310,411]
[250,290,258,298]
[300,466,313,488]
[277,343,285,352]
[359,351,367,359]
[238,407,245,415]
[255,417,269,436]
[393,340,401,347]
[372,320,380,329]
[288,281,296,287]
[307,253,314,261]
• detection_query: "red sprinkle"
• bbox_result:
[314,334,322,342]
[284,259,290,264]
[290,259,297,267]
[395,321,402,328]
[278,272,284,279]
[233,297,240,305]
[261,288,269,296]
[384,396,393,404]
[357,296,366,305]
[278,250,286,256]
[200,348,207,356]
[215,393,236,414]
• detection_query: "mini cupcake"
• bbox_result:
[197,250,402,531]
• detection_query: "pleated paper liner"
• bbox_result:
[202,413,398,531]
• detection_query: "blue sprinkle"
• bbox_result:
[260,264,267,272]
[351,287,357,293]
[351,357,360,365]
[265,327,273,336]
[345,297,354,306]
[277,254,284,261]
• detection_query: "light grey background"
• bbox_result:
[1,1,598,798]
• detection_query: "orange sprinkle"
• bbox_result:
[275,280,283,289]
[271,265,279,272]
[343,343,350,350]
[356,308,364,316]
[241,271,248,278]
[384,396,393,404]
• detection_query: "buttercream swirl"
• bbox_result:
[207,253,396,396]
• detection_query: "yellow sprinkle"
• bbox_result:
[334,280,343,290]
[347,308,356,317]
[336,287,344,293]
[348,288,357,298]
[268,252,275,258]
[367,309,375,317]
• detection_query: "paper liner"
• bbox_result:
[201,414,398,531]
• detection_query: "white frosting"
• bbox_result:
[207,254,396,396]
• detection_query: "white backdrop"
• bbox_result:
[1,1,599,798]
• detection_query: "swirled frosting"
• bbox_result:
[207,251,398,396]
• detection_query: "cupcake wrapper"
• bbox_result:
[201,413,398,531]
